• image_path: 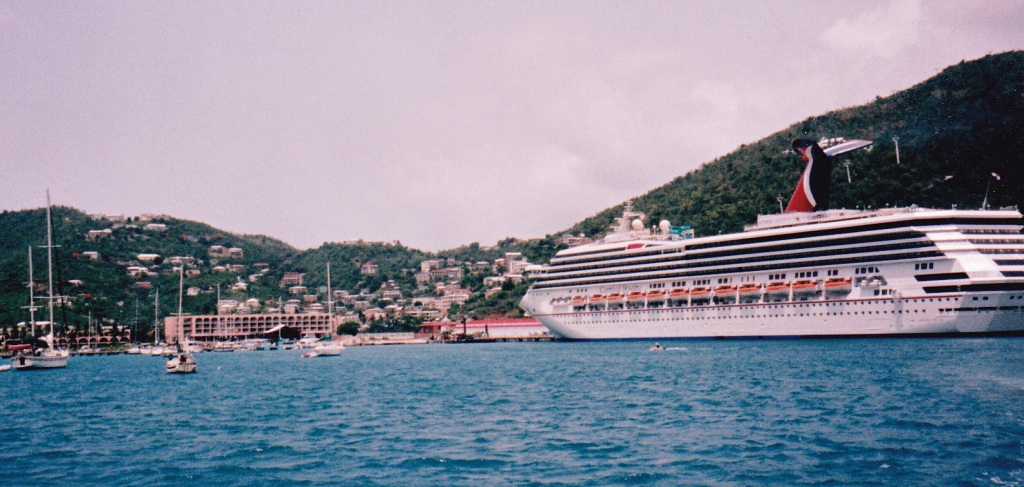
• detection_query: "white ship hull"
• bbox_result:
[532,292,1024,339]
[522,207,1024,340]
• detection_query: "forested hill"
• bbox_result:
[564,51,1024,240]
[0,206,559,335]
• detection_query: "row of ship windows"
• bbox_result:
[681,218,1018,252]
[553,220,1020,268]
[539,242,933,283]
[548,234,926,276]
[566,297,963,315]
[566,309,935,324]
[534,251,942,290]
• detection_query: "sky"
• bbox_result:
[1,1,1022,250]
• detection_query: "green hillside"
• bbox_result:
[0,207,560,340]
[566,51,1024,239]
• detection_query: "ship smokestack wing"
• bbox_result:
[823,139,873,157]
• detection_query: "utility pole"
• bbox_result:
[843,161,852,183]
[776,196,785,214]
[893,136,900,165]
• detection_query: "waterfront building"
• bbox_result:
[164,313,338,342]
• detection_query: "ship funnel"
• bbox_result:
[785,139,832,213]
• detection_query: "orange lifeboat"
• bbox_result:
[606,292,626,309]
[571,295,587,311]
[626,291,646,309]
[646,289,666,308]
[646,290,666,301]
[765,281,790,300]
[668,288,689,307]
[689,286,711,303]
[714,285,737,303]
[738,283,762,297]
[738,283,762,303]
[588,294,607,311]
[626,291,646,302]
[824,277,853,295]
[792,279,819,297]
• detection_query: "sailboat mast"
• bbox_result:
[327,262,333,318]
[45,190,55,339]
[177,267,184,346]
[28,246,36,335]
[154,288,160,345]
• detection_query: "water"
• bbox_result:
[3,339,1024,486]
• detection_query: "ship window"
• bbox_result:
[874,290,880,296]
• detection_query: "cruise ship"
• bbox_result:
[520,139,1024,339]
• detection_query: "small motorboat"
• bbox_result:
[0,364,11,372]
[313,342,344,356]
[165,353,197,374]
[301,351,319,359]
[649,343,665,351]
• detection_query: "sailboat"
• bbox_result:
[165,267,197,374]
[13,191,70,370]
[126,298,141,354]
[312,262,344,357]
[148,289,165,356]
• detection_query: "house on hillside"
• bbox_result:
[86,229,112,241]
[361,262,378,275]
[281,272,304,286]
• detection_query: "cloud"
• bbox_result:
[820,0,922,58]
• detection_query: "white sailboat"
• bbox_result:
[148,288,164,356]
[165,267,197,374]
[126,298,141,354]
[313,263,344,357]
[13,191,69,370]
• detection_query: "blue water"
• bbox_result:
[3,339,1024,486]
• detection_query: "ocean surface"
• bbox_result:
[3,339,1024,486]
